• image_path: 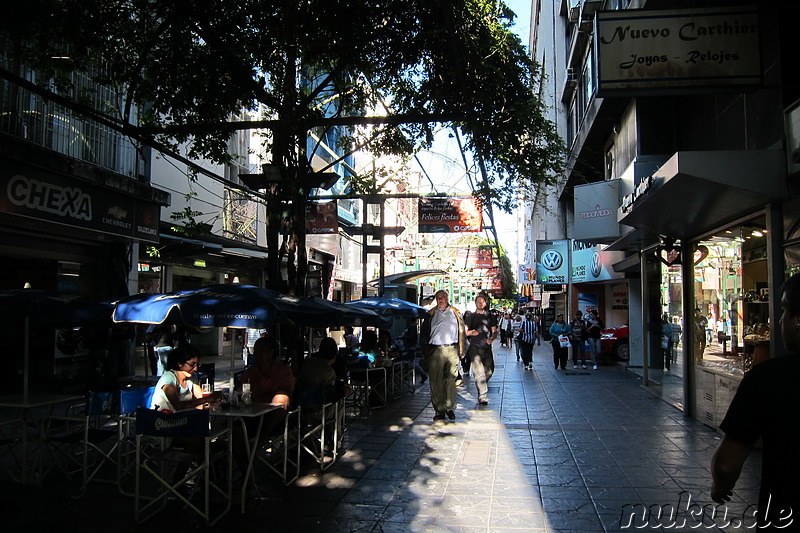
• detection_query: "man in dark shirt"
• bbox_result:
[711,273,800,529]
[464,293,497,405]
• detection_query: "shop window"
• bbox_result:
[692,216,768,377]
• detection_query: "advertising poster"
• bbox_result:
[518,263,536,284]
[571,242,625,283]
[305,200,338,234]
[536,240,570,284]
[418,197,482,233]
[476,245,493,268]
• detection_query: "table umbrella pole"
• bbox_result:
[23,315,29,404]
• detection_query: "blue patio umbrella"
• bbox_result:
[112,284,384,382]
[112,284,279,329]
[345,296,429,321]
[112,284,383,329]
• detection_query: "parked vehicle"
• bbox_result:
[601,325,629,361]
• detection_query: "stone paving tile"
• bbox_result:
[26,341,767,533]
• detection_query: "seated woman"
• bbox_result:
[150,344,221,413]
[149,345,222,459]
[378,329,401,361]
[348,329,381,369]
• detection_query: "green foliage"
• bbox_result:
[2,0,565,212]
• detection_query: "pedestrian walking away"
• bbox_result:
[569,311,588,368]
[549,314,571,370]
[463,292,497,405]
[518,313,536,369]
[498,312,508,348]
[420,290,465,421]
[711,272,800,529]
[511,314,523,362]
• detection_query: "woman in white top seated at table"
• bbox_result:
[150,345,221,413]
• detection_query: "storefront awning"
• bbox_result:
[612,253,641,274]
[220,247,269,260]
[618,150,786,239]
[606,228,661,252]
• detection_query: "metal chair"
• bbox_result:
[294,385,346,471]
[116,386,155,495]
[347,366,387,415]
[134,407,232,525]
[44,390,120,497]
[255,406,300,486]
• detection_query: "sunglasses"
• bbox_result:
[182,360,200,369]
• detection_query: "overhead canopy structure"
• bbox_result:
[369,269,447,287]
[346,297,429,321]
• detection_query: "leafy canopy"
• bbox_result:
[2,0,564,212]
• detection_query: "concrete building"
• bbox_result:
[526,0,800,425]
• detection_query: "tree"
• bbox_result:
[1,0,565,294]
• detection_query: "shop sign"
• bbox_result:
[574,180,621,241]
[418,197,482,233]
[305,200,338,234]
[620,174,654,214]
[536,240,570,284]
[1,164,161,243]
[596,7,761,95]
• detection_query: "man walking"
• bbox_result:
[464,293,498,405]
[519,313,537,370]
[420,290,466,421]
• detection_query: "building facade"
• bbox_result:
[528,0,800,425]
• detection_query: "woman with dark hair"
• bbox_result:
[549,314,571,370]
[150,345,221,413]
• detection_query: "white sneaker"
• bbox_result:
[582,365,587,369]
[593,365,598,370]
[573,365,578,369]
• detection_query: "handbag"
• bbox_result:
[661,335,670,350]
[558,335,570,348]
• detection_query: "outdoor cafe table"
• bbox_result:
[0,392,83,484]
[209,401,281,513]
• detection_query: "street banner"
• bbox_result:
[476,245,493,268]
[456,248,481,269]
[418,197,482,233]
[536,240,570,284]
[305,200,338,234]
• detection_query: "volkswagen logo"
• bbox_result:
[541,249,563,271]
[590,251,602,278]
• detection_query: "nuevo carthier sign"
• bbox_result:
[596,7,760,94]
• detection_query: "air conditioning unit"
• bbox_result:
[566,68,578,83]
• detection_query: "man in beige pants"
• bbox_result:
[420,290,466,421]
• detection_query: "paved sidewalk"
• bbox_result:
[6,341,763,532]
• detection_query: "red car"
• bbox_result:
[600,325,629,361]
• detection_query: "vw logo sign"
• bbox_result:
[541,249,563,271]
[590,251,602,278]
